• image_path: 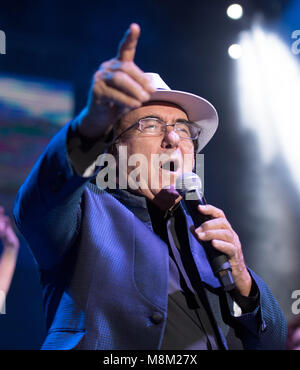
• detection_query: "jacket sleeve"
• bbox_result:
[13,120,110,270]
[227,269,288,349]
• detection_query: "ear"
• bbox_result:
[108,142,118,157]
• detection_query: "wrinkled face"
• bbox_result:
[114,102,195,204]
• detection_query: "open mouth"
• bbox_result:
[160,159,179,172]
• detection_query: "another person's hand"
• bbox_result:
[0,207,19,304]
[191,204,252,297]
[78,23,155,139]
[0,207,19,251]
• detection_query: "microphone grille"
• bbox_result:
[176,172,202,195]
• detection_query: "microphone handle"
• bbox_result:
[184,190,235,291]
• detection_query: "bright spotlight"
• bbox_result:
[237,23,300,192]
[228,44,242,59]
[227,4,243,20]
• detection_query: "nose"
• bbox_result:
[161,126,180,149]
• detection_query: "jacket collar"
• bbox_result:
[106,187,221,289]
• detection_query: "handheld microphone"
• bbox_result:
[176,173,235,291]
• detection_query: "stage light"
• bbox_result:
[237,23,300,191]
[228,44,242,59]
[227,4,243,20]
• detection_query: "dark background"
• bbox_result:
[0,0,299,349]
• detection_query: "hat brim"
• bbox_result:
[149,90,218,152]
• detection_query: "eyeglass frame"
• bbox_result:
[112,116,200,144]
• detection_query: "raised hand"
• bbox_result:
[78,23,155,139]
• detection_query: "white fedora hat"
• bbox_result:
[146,73,218,152]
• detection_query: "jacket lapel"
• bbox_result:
[181,205,222,289]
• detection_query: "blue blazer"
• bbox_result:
[13,121,287,350]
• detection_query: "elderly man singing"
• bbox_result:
[14,23,287,350]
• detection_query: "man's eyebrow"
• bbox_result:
[139,115,162,120]
[175,118,191,123]
[139,115,190,122]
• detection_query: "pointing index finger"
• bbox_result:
[117,23,140,62]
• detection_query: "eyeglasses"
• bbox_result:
[113,117,200,142]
